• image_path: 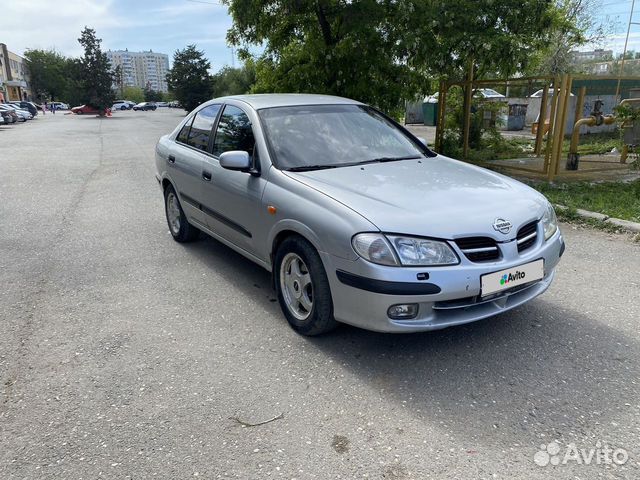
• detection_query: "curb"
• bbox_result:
[554,204,640,234]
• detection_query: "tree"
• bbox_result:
[166,45,213,112]
[226,0,561,113]
[77,27,116,115]
[122,86,145,103]
[23,49,69,102]
[534,0,613,75]
[211,61,256,97]
[144,85,163,102]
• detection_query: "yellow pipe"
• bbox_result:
[620,98,640,107]
[566,115,616,170]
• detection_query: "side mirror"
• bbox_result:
[219,150,251,172]
[416,136,428,147]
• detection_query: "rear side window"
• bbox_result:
[212,105,255,157]
[176,116,194,144]
[186,104,221,152]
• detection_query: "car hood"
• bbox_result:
[284,156,548,240]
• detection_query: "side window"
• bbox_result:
[212,105,255,158]
[185,104,221,152]
[176,116,194,144]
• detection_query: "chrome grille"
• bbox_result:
[516,221,538,253]
[455,237,500,262]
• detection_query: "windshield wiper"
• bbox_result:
[286,155,422,172]
[356,155,421,165]
[286,164,343,172]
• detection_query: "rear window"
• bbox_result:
[176,116,194,144]
[185,104,221,152]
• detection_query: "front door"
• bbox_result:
[201,104,267,257]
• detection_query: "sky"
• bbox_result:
[1,0,639,71]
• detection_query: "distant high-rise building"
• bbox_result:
[106,49,170,93]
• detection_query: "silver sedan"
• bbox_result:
[155,94,564,335]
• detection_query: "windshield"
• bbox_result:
[259,104,428,170]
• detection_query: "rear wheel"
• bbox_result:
[164,185,199,242]
[275,236,337,335]
[120,105,126,110]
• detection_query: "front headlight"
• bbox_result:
[352,233,399,266]
[542,202,558,240]
[387,235,459,266]
[352,233,459,267]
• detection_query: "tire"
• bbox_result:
[274,236,338,335]
[164,185,199,242]
[120,106,126,110]
[76,111,83,115]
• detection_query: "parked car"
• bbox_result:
[529,88,574,98]
[133,102,157,111]
[71,104,105,115]
[0,107,18,124]
[0,104,31,122]
[113,100,135,110]
[49,101,69,110]
[168,100,182,108]
[9,101,38,116]
[424,88,506,103]
[155,102,168,108]
[155,94,564,335]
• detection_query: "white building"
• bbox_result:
[106,49,170,93]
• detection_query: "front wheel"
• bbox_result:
[275,236,337,335]
[120,106,126,110]
[164,185,199,242]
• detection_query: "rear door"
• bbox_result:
[168,104,222,229]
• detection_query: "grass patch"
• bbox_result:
[534,180,640,222]
[561,131,622,156]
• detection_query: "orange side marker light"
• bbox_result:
[267,205,277,215]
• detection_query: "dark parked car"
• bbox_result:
[9,101,38,116]
[133,102,157,111]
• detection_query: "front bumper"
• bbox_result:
[321,228,564,333]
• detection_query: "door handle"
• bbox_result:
[168,155,176,164]
[202,170,212,181]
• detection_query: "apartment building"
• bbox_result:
[106,49,170,93]
[0,43,32,102]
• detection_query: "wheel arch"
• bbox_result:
[269,221,325,267]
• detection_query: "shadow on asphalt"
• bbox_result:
[183,232,637,449]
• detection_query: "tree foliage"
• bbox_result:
[23,49,70,102]
[122,86,145,103]
[166,45,213,112]
[534,0,613,75]
[211,62,256,97]
[144,85,163,102]
[226,0,561,113]
[77,27,117,114]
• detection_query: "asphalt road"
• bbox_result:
[1,110,639,480]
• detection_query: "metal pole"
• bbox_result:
[616,0,636,99]
[435,80,447,152]
[567,87,589,171]
[534,84,549,155]
[462,58,474,159]
[544,80,560,173]
[555,75,573,176]
[548,75,570,181]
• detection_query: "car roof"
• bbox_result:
[214,93,363,110]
